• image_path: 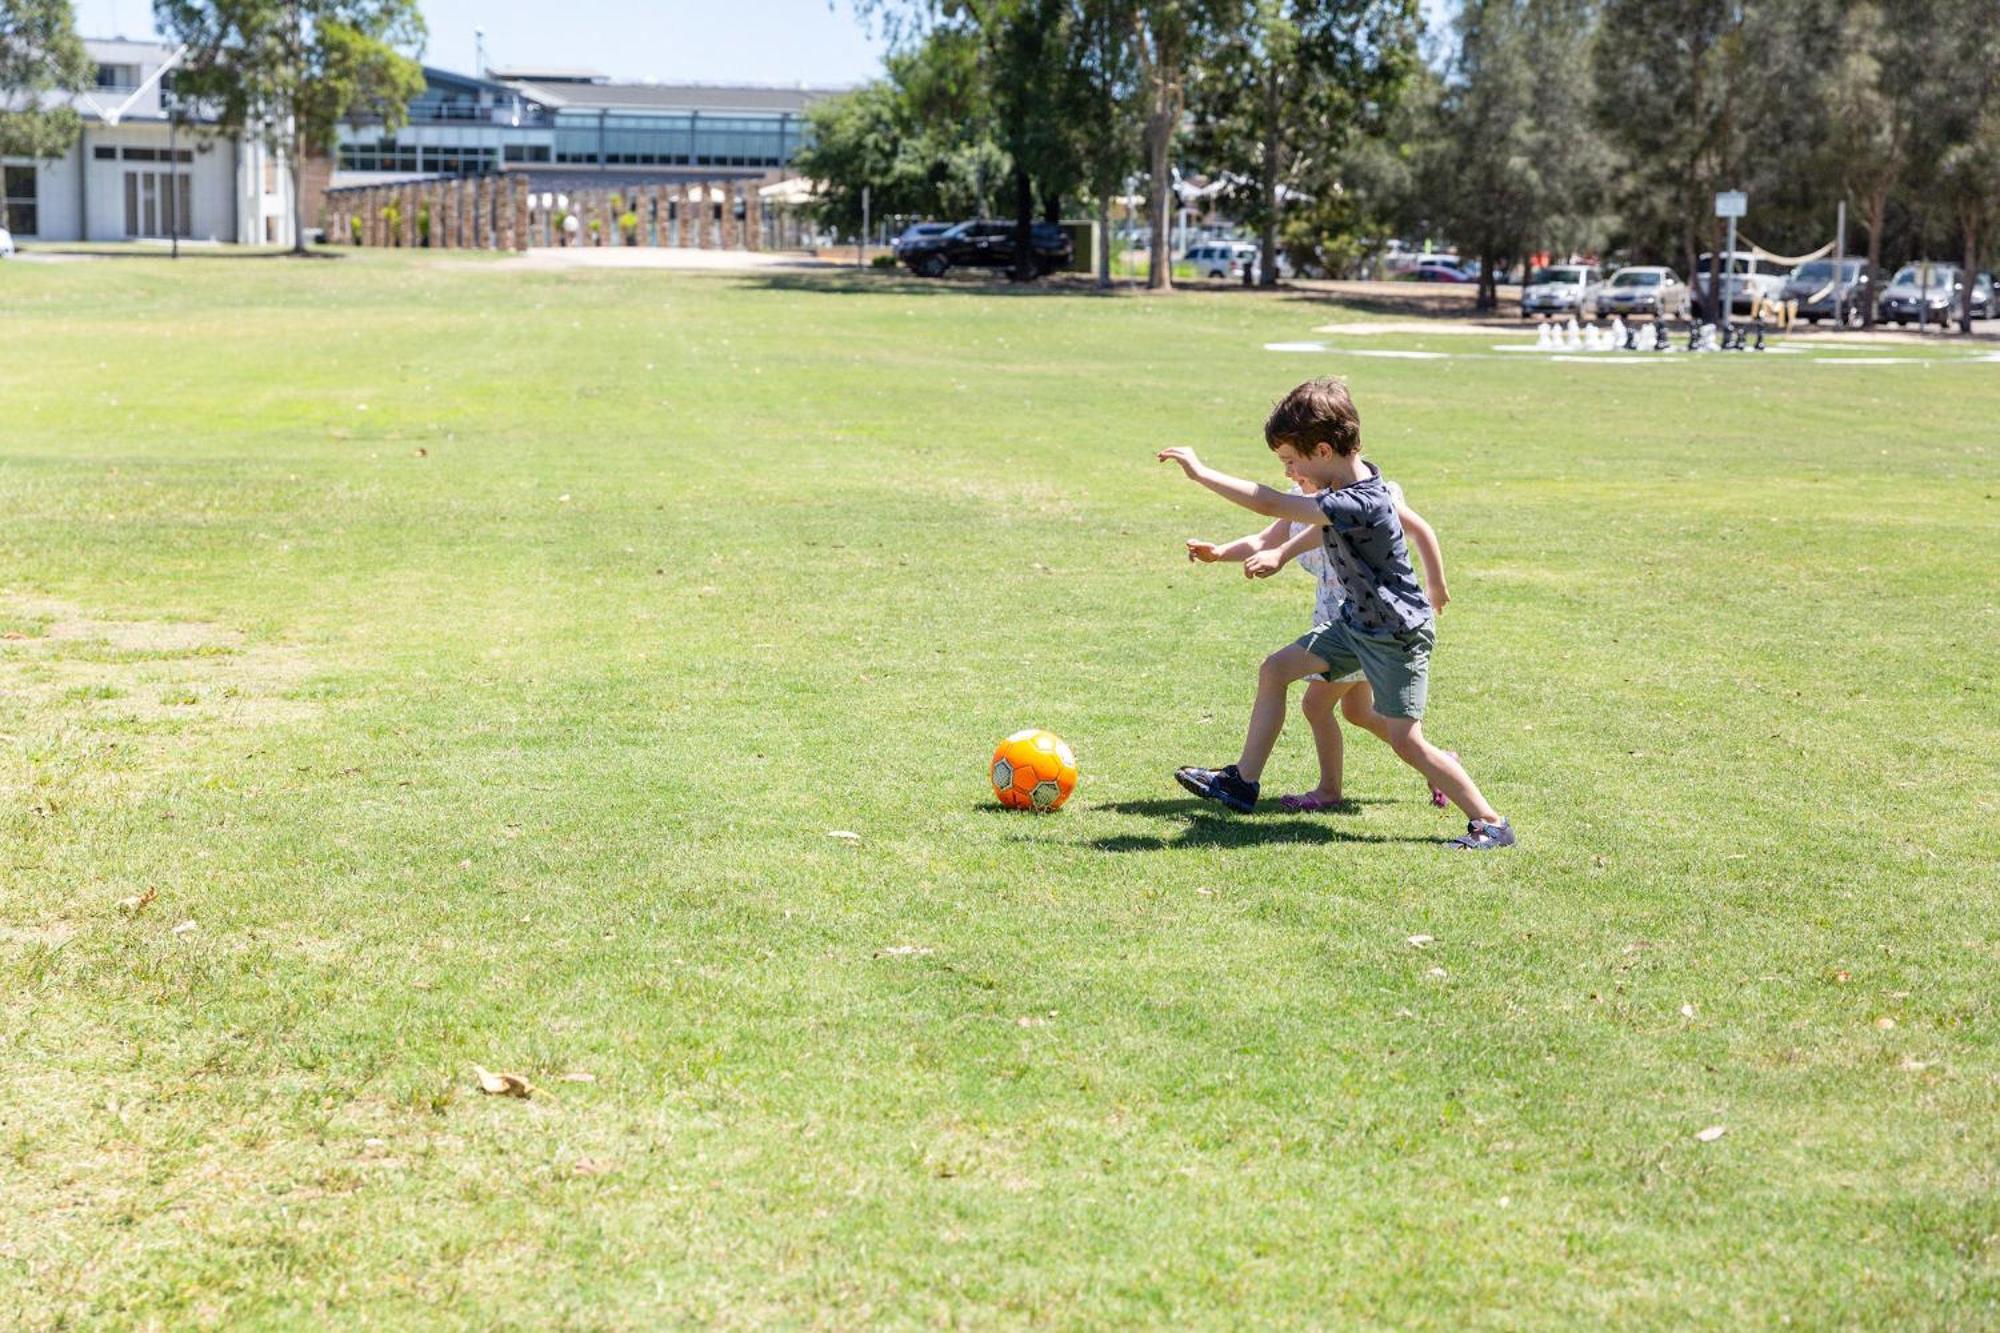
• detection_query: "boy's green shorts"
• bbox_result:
[1295,620,1434,720]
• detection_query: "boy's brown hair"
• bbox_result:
[1263,377,1361,457]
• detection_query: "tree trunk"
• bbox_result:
[1259,69,1280,287]
[289,131,306,254]
[1961,218,1978,334]
[1013,165,1037,282]
[1705,218,1724,324]
[1144,106,1175,292]
[1863,192,1886,329]
[1477,246,1496,312]
[1096,191,1112,290]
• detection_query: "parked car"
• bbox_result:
[900,219,1074,278]
[1692,251,1787,316]
[0,225,13,258]
[1185,241,1256,280]
[1783,258,1872,325]
[1407,261,1474,283]
[1519,264,1599,318]
[1971,271,1995,319]
[1590,266,1687,319]
[890,222,951,258]
[1877,263,1966,326]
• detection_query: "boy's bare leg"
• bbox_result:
[1338,682,1393,744]
[1299,679,1348,799]
[1379,716,1499,823]
[1234,644,1329,784]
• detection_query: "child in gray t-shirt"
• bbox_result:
[1159,377,1514,851]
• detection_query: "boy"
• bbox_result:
[1157,377,1514,851]
[1186,474,1453,812]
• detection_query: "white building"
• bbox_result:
[1,38,294,246]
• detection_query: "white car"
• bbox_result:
[1692,251,1787,316]
[0,225,14,258]
[1520,264,1600,318]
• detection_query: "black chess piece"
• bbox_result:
[1687,321,1702,352]
[1654,320,1671,351]
[1753,318,1767,351]
[1624,324,1639,351]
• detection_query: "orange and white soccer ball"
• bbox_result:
[990,729,1078,812]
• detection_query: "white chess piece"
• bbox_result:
[1536,320,1554,349]
[1584,323,1603,351]
[1564,317,1581,349]
[1610,315,1627,347]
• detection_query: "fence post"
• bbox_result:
[746,182,762,252]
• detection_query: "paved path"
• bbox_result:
[457,246,847,272]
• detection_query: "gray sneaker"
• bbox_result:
[1449,818,1515,851]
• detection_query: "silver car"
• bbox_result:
[1520,264,1600,318]
[1590,266,1687,320]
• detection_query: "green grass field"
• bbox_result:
[3,252,1996,1327]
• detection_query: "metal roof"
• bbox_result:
[503,80,842,115]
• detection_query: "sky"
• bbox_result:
[71,0,892,87]
[74,1,1458,88]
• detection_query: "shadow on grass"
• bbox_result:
[1083,797,1442,851]
[727,269,1153,300]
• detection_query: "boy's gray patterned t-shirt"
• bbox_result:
[1315,463,1432,634]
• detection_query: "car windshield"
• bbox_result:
[1890,265,1955,286]
[1792,260,1834,282]
[1611,271,1661,288]
[1532,268,1586,285]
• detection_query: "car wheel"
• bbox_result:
[916,254,948,279]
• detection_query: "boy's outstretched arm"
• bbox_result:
[1188,517,1291,564]
[1245,521,1323,579]
[1398,503,1450,612]
[1157,448,1323,525]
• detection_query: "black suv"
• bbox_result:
[901,220,1074,278]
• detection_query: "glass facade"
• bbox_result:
[336,71,810,176]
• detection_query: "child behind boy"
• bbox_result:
[1158,377,1514,851]
[1186,474,1453,812]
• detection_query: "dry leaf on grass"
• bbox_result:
[116,887,158,915]
[473,1065,537,1098]
[1898,1058,1933,1072]
[1679,1003,1696,1019]
[572,1156,609,1176]
[826,830,861,842]
[1874,1016,1897,1030]
[170,919,198,935]
[1695,1125,1727,1143]
[1426,966,1448,979]
[559,1072,596,1084]
[1406,935,1434,949]
[873,945,933,959]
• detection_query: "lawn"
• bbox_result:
[3,252,1996,1327]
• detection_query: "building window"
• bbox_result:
[96,63,139,89]
[95,145,117,160]
[3,165,36,236]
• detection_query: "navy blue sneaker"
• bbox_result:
[1175,763,1259,813]
[1449,818,1515,851]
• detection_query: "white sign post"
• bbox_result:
[1715,191,1747,330]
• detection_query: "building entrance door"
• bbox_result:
[124,170,192,238]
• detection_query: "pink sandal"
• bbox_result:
[1280,791,1346,812]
